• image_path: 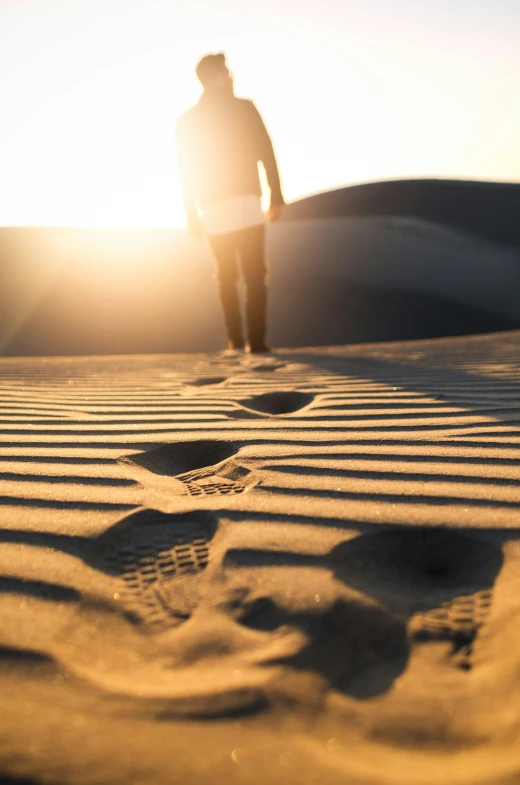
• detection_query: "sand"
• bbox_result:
[1,330,520,784]
[3,214,520,357]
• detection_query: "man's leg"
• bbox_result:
[237,224,269,352]
[207,232,245,349]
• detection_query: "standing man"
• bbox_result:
[175,53,285,354]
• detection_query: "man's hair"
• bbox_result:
[195,52,227,87]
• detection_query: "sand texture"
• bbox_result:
[2,330,520,783]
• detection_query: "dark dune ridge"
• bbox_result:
[282,178,520,246]
[1,178,519,356]
[269,280,518,346]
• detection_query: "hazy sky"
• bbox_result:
[1,0,518,227]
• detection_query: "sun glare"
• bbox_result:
[0,1,519,228]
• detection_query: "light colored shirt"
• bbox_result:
[200,194,265,236]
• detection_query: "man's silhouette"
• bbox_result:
[175,53,285,353]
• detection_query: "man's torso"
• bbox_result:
[177,95,263,207]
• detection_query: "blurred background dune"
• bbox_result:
[1,178,519,356]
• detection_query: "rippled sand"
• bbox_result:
[2,331,520,784]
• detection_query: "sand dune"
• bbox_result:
[268,215,520,345]
[282,178,520,246]
[1,330,520,783]
[1,179,519,355]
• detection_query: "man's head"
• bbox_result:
[195,52,233,94]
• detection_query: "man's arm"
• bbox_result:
[249,101,285,208]
[174,117,204,239]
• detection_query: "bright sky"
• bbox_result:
[0,0,518,227]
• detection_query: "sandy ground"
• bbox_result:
[1,330,520,784]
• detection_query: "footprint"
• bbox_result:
[0,509,275,718]
[242,360,286,372]
[408,589,493,670]
[230,391,315,418]
[93,509,217,629]
[183,376,229,389]
[222,527,503,679]
[330,527,503,670]
[118,440,258,500]
[222,546,408,697]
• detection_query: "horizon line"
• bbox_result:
[1,175,519,231]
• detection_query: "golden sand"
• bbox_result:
[1,331,520,783]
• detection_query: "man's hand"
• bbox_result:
[266,204,284,223]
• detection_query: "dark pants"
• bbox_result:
[207,224,268,349]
